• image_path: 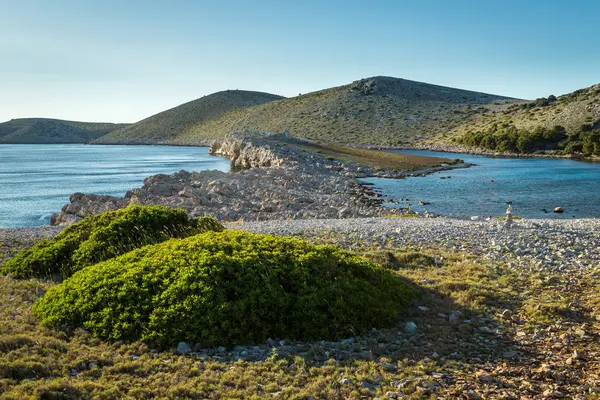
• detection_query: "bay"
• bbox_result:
[0,144,230,228]
[362,150,600,219]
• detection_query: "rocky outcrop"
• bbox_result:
[51,193,127,225]
[51,133,466,225]
[209,135,285,169]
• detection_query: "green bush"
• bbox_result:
[33,231,414,348]
[455,123,600,155]
[197,216,225,233]
[2,205,224,280]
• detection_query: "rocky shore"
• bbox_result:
[50,133,467,225]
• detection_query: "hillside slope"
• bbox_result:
[446,83,600,140]
[444,83,600,155]
[0,119,128,144]
[95,90,284,145]
[96,77,517,147]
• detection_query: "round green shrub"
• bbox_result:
[33,231,414,348]
[2,205,224,280]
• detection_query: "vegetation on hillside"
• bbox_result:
[0,118,127,144]
[33,230,414,348]
[95,77,516,147]
[447,83,600,154]
[454,121,600,155]
[1,205,223,280]
[95,90,284,144]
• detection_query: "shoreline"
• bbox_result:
[360,143,600,162]
[48,134,471,226]
[7,140,600,162]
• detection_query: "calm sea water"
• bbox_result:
[363,150,600,219]
[0,144,230,228]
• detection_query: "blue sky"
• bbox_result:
[1,0,599,123]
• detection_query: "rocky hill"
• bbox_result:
[0,118,127,144]
[94,77,517,147]
[95,90,284,145]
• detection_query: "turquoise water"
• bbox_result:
[0,144,230,228]
[363,150,600,219]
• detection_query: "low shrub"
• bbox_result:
[2,205,224,279]
[33,231,414,348]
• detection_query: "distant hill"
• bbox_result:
[95,90,285,145]
[0,118,128,144]
[95,77,517,147]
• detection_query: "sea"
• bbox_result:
[0,144,230,228]
[362,150,600,219]
[2,145,599,228]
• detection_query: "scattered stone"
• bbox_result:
[176,342,191,355]
[404,322,418,334]
[476,370,495,383]
[339,378,353,386]
[380,361,397,371]
[448,310,462,322]
[502,350,518,358]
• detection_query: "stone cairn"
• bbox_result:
[505,202,513,229]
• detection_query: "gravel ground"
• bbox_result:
[2,217,598,275]
[229,217,600,275]
[0,226,63,261]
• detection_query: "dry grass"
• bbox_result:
[1,233,599,398]
[96,77,517,147]
[280,139,454,170]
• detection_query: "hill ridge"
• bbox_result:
[0,118,128,144]
[96,76,518,147]
[95,90,285,145]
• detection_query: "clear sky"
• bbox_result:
[1,0,599,123]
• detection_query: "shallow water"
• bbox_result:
[0,144,230,228]
[362,150,600,219]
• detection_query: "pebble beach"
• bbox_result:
[4,217,597,276]
[235,217,600,274]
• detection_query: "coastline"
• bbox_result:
[47,134,471,226]
[360,143,600,162]
[7,139,599,162]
